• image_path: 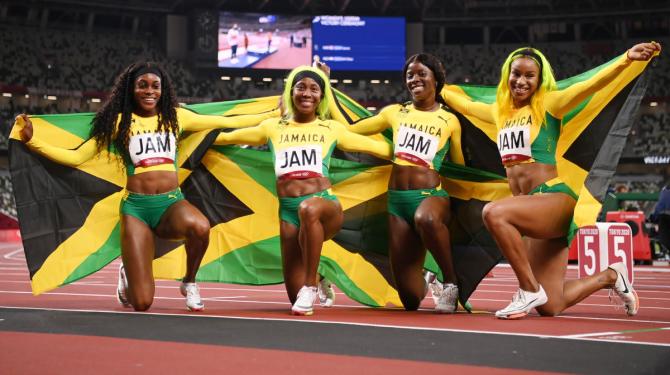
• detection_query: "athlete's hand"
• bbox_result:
[16,114,33,143]
[278,95,285,117]
[313,59,331,77]
[627,42,661,61]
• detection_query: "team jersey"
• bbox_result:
[343,103,464,170]
[26,107,278,176]
[215,117,392,180]
[441,52,634,167]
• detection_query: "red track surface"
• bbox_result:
[1,242,669,374]
[0,332,567,375]
[1,242,669,344]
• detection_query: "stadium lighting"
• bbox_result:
[46,95,57,100]
[24,94,29,98]
[242,77,252,81]
[262,77,272,82]
[384,80,389,84]
[220,76,231,80]
[330,79,339,83]
[366,106,377,111]
[370,79,380,84]
[2,93,11,97]
[91,98,101,103]
[650,101,658,107]
[342,79,353,84]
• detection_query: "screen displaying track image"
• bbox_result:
[218,12,312,69]
[312,15,406,71]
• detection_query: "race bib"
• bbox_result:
[498,125,531,164]
[394,126,438,168]
[275,145,323,179]
[128,132,176,167]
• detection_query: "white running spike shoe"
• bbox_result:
[116,264,131,308]
[292,286,317,316]
[608,262,639,316]
[435,283,459,313]
[495,285,548,319]
[180,282,205,312]
[317,278,336,308]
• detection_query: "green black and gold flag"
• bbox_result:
[9,54,654,308]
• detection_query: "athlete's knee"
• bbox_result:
[298,201,320,224]
[482,201,508,229]
[400,295,421,311]
[397,286,423,311]
[193,218,211,239]
[132,300,153,312]
[185,216,210,240]
[414,211,441,232]
[130,292,154,312]
[536,301,563,317]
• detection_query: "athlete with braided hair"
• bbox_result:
[318,54,465,313]
[16,61,277,312]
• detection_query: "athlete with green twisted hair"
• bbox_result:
[215,66,393,315]
[441,42,660,319]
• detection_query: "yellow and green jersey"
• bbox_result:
[26,107,277,176]
[216,117,392,180]
[441,52,635,167]
[341,103,464,170]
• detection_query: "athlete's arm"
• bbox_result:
[347,107,393,136]
[214,121,268,146]
[17,114,98,166]
[440,86,495,123]
[447,117,466,165]
[546,42,660,119]
[335,122,393,160]
[179,107,280,131]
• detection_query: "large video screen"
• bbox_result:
[312,16,406,71]
[218,12,312,69]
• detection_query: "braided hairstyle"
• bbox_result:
[403,53,448,105]
[89,62,179,164]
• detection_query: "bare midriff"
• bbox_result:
[505,162,558,196]
[388,164,441,190]
[126,171,179,194]
[276,176,332,198]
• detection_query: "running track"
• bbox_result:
[0,242,668,374]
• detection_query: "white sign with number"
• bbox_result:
[577,222,634,283]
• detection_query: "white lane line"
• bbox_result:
[560,327,670,339]
[1,289,669,318]
[555,314,670,324]
[3,248,26,260]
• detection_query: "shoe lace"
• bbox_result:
[186,284,201,301]
[298,287,315,303]
[512,289,525,305]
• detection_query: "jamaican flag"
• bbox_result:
[9,95,404,306]
[441,52,656,243]
[8,97,280,296]
[9,54,655,308]
[330,90,509,305]
[329,52,656,303]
